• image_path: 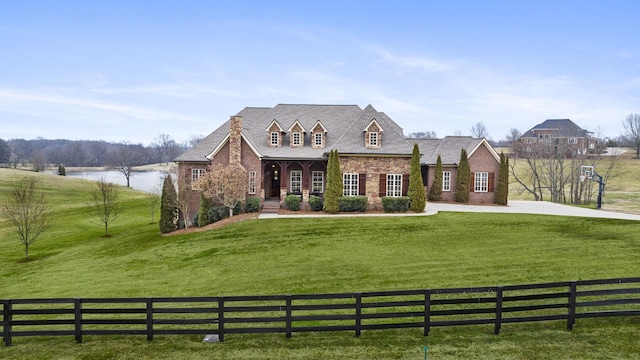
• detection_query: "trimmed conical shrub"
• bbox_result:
[323,150,342,213]
[160,175,178,233]
[409,143,426,212]
[428,155,443,201]
[455,149,470,203]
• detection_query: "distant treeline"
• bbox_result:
[0,134,203,170]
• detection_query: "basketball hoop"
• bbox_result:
[580,165,594,181]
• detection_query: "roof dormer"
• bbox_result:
[288,120,306,148]
[266,119,285,148]
[311,120,327,149]
[364,119,383,148]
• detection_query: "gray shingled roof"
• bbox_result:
[175,104,415,162]
[409,137,484,165]
[521,119,590,138]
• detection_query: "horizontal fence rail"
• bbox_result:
[2,277,639,346]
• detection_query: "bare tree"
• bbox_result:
[470,122,488,139]
[169,167,195,229]
[145,185,161,224]
[1,177,54,259]
[153,134,180,166]
[511,135,613,205]
[110,142,145,187]
[186,134,205,149]
[407,131,437,139]
[196,164,248,218]
[0,138,10,166]
[505,128,522,146]
[622,113,640,158]
[90,178,121,237]
[32,148,47,172]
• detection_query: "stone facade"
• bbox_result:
[340,155,411,208]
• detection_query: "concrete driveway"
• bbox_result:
[262,200,640,221]
[425,200,640,221]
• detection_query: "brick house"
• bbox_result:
[517,119,600,155]
[413,137,501,204]
[175,104,501,210]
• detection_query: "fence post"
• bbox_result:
[494,287,503,335]
[285,295,292,339]
[146,299,153,341]
[567,281,577,331]
[74,298,82,343]
[355,293,362,337]
[2,300,11,347]
[424,290,431,337]
[218,297,225,342]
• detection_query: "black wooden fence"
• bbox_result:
[2,277,639,346]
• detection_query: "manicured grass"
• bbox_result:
[0,168,639,359]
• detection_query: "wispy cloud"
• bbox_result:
[369,47,451,73]
[0,87,208,124]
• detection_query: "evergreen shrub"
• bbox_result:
[284,194,302,211]
[309,195,324,211]
[245,197,261,213]
[382,197,410,212]
[339,196,367,212]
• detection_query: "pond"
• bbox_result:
[62,170,168,192]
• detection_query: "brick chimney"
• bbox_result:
[229,116,242,166]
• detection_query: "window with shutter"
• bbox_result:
[379,173,386,197]
[359,173,367,196]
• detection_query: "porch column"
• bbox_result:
[302,162,312,203]
[280,161,289,201]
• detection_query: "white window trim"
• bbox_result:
[270,132,279,146]
[248,171,256,194]
[314,132,323,146]
[442,171,451,192]
[343,173,359,196]
[386,174,402,197]
[290,170,302,193]
[292,132,301,146]
[369,132,378,147]
[312,171,324,193]
[191,169,204,190]
[474,171,488,192]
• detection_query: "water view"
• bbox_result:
[62,170,168,192]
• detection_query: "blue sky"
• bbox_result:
[1,1,639,145]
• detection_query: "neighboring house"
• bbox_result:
[517,119,600,155]
[412,137,501,204]
[174,104,501,210]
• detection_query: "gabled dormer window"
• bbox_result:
[288,120,306,148]
[266,119,285,148]
[270,132,279,146]
[369,132,378,147]
[364,119,383,148]
[311,120,327,149]
[292,132,301,146]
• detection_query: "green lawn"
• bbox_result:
[1,168,639,359]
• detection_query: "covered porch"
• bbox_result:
[261,160,327,203]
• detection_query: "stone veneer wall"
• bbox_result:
[339,155,411,209]
[229,116,242,166]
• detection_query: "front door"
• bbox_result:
[264,163,281,199]
[271,170,280,199]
